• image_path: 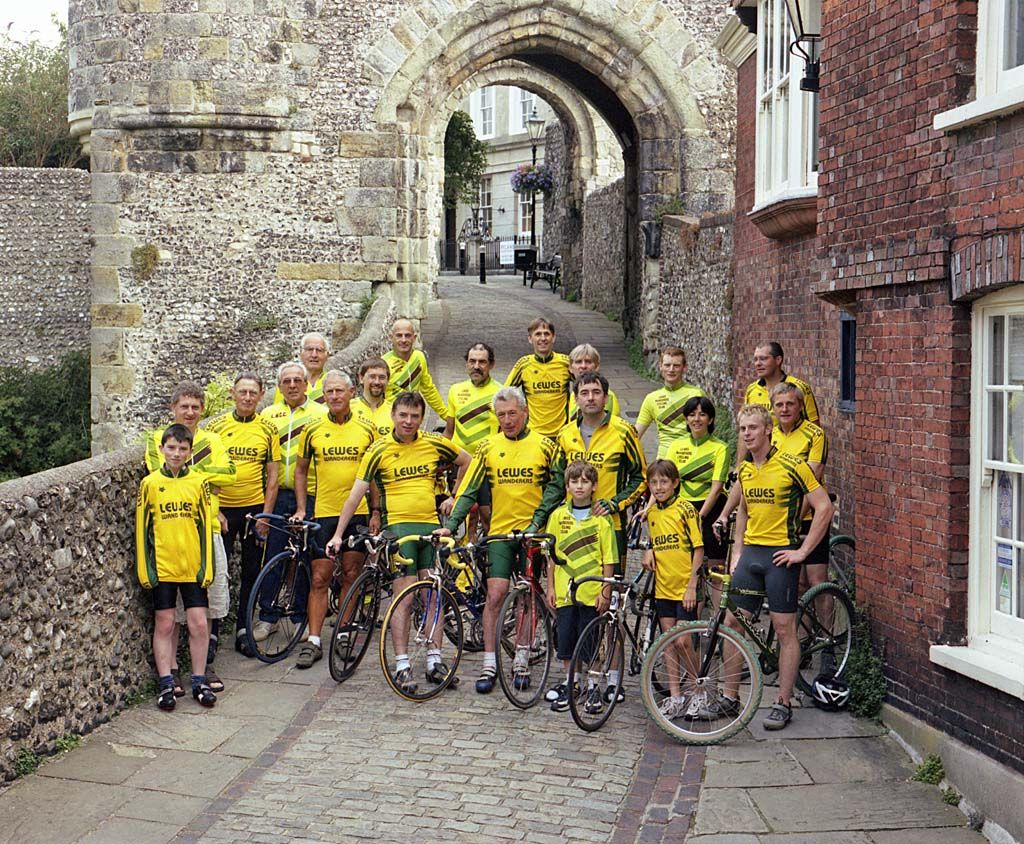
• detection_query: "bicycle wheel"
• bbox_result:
[794,582,856,695]
[568,614,625,732]
[640,621,762,745]
[828,535,856,595]
[329,569,380,683]
[495,586,553,709]
[244,551,310,663]
[379,580,463,702]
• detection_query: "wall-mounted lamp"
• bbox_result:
[783,0,820,93]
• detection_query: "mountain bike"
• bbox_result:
[829,533,855,595]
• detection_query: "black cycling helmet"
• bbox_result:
[810,674,850,711]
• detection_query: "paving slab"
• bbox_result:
[122,749,249,798]
[695,788,771,836]
[113,789,207,824]
[704,742,812,788]
[102,709,244,753]
[36,740,156,785]
[203,679,313,722]
[77,816,181,844]
[0,777,136,844]
[746,707,887,741]
[784,736,916,784]
[869,830,985,844]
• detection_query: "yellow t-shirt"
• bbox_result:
[352,396,393,438]
[505,352,572,438]
[771,419,828,466]
[666,433,729,503]
[300,412,377,518]
[383,349,447,417]
[206,412,281,508]
[744,372,820,425]
[446,377,501,453]
[135,466,214,587]
[272,372,327,407]
[568,387,621,420]
[545,503,616,608]
[738,447,820,546]
[144,427,236,516]
[637,383,707,458]
[646,496,703,601]
[260,399,328,493]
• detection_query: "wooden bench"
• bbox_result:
[530,255,562,292]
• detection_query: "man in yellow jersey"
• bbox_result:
[712,404,833,731]
[145,381,236,692]
[255,361,327,640]
[567,343,621,418]
[530,372,647,566]
[505,317,572,437]
[444,342,501,452]
[327,392,471,693]
[438,386,559,694]
[352,357,393,437]
[383,319,447,419]
[291,371,378,669]
[743,341,819,424]
[207,373,280,657]
[636,346,707,459]
[272,332,331,405]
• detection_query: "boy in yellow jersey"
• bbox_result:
[145,381,236,693]
[712,405,834,731]
[505,317,572,437]
[567,343,621,418]
[207,373,280,657]
[292,371,378,669]
[438,386,559,694]
[327,392,471,693]
[636,346,707,458]
[543,461,616,713]
[383,318,447,419]
[352,357,393,437]
[642,460,705,720]
[136,425,216,711]
[271,332,331,405]
[530,373,647,565]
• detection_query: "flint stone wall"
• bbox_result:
[0,168,91,368]
[580,179,626,319]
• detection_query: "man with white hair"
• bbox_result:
[273,332,332,405]
[383,318,447,418]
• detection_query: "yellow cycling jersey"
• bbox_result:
[666,433,729,503]
[637,383,707,458]
[772,418,828,466]
[545,503,616,608]
[568,387,621,420]
[738,447,820,546]
[646,495,703,601]
[135,466,214,588]
[383,349,447,417]
[446,377,501,453]
[206,412,281,508]
[300,412,377,518]
[352,396,393,438]
[446,428,558,535]
[260,399,328,493]
[357,430,460,525]
[744,372,820,425]
[505,352,572,438]
[145,427,236,516]
[271,372,327,407]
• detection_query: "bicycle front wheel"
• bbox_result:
[244,551,310,663]
[795,582,856,695]
[329,569,380,683]
[568,614,625,732]
[828,535,856,595]
[496,586,553,709]
[379,580,463,702]
[641,621,762,745]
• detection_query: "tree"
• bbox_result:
[443,110,489,209]
[0,21,80,168]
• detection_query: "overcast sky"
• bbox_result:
[1,0,66,45]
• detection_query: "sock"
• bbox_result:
[609,670,621,687]
[426,649,441,669]
[308,635,321,648]
[207,636,218,666]
[211,619,221,639]
[158,674,174,691]
[236,628,247,638]
[483,651,496,671]
[396,654,410,672]
[191,674,207,690]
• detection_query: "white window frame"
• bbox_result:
[518,192,533,236]
[508,86,535,135]
[935,0,1024,131]
[478,177,492,235]
[471,87,495,139]
[752,0,818,211]
[931,285,1024,700]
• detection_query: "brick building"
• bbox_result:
[717,0,1024,836]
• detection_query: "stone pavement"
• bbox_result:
[0,274,990,843]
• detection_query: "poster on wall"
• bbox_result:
[996,543,1013,615]
[499,240,515,266]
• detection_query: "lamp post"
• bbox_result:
[526,107,546,249]
[783,0,821,93]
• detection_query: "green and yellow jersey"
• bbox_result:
[646,494,703,601]
[206,412,280,508]
[135,465,214,588]
[744,372,820,425]
[446,428,558,535]
[352,396,393,438]
[271,372,327,407]
[383,348,447,418]
[145,427,236,516]
[738,447,820,546]
[666,433,729,504]
[772,418,828,466]
[505,352,572,438]
[568,387,621,420]
[260,399,328,493]
[545,503,616,608]
[446,377,501,453]
[637,382,707,458]
[299,411,377,518]
[357,430,460,525]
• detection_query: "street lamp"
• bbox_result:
[526,106,546,248]
[783,0,821,93]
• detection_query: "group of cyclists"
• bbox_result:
[135,315,834,732]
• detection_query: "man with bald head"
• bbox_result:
[383,318,447,419]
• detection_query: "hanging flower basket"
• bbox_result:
[511,164,555,196]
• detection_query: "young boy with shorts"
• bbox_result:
[135,425,217,711]
[544,461,617,713]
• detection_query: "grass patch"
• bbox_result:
[626,335,656,380]
[13,748,40,778]
[942,787,961,806]
[847,615,887,718]
[54,733,82,753]
[125,678,159,707]
[912,753,945,786]
[357,292,378,321]
[242,311,281,332]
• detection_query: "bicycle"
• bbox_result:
[443,541,490,653]
[243,513,321,663]
[829,533,855,595]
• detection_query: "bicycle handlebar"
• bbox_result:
[567,569,644,606]
[246,512,321,534]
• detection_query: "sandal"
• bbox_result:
[763,701,792,731]
[206,669,225,693]
[157,687,176,711]
[192,684,217,708]
[171,672,185,698]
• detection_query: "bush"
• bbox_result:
[847,615,887,718]
[913,753,945,785]
[0,351,90,480]
[201,373,235,420]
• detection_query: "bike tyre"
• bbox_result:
[568,614,625,732]
[794,582,856,695]
[495,586,553,709]
[244,551,310,664]
[329,569,380,683]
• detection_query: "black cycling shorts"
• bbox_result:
[798,522,831,566]
[654,599,699,622]
[310,515,368,559]
[152,582,208,612]
[729,545,800,615]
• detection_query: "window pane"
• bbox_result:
[991,315,1005,385]
[1018,547,1024,619]
[991,392,1006,461]
[996,471,1014,540]
[1006,0,1024,71]
[1011,394,1024,464]
[1010,315,1024,383]
[995,539,1013,615]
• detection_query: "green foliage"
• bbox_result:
[0,351,90,480]
[13,748,39,777]
[270,340,293,364]
[201,373,234,420]
[0,21,80,167]
[652,197,686,224]
[55,733,81,753]
[443,110,489,209]
[847,616,887,718]
[131,244,160,281]
[125,678,159,707]
[626,335,656,379]
[912,753,945,785]
[242,311,280,331]
[358,292,377,321]
[712,405,737,467]
[942,787,961,806]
